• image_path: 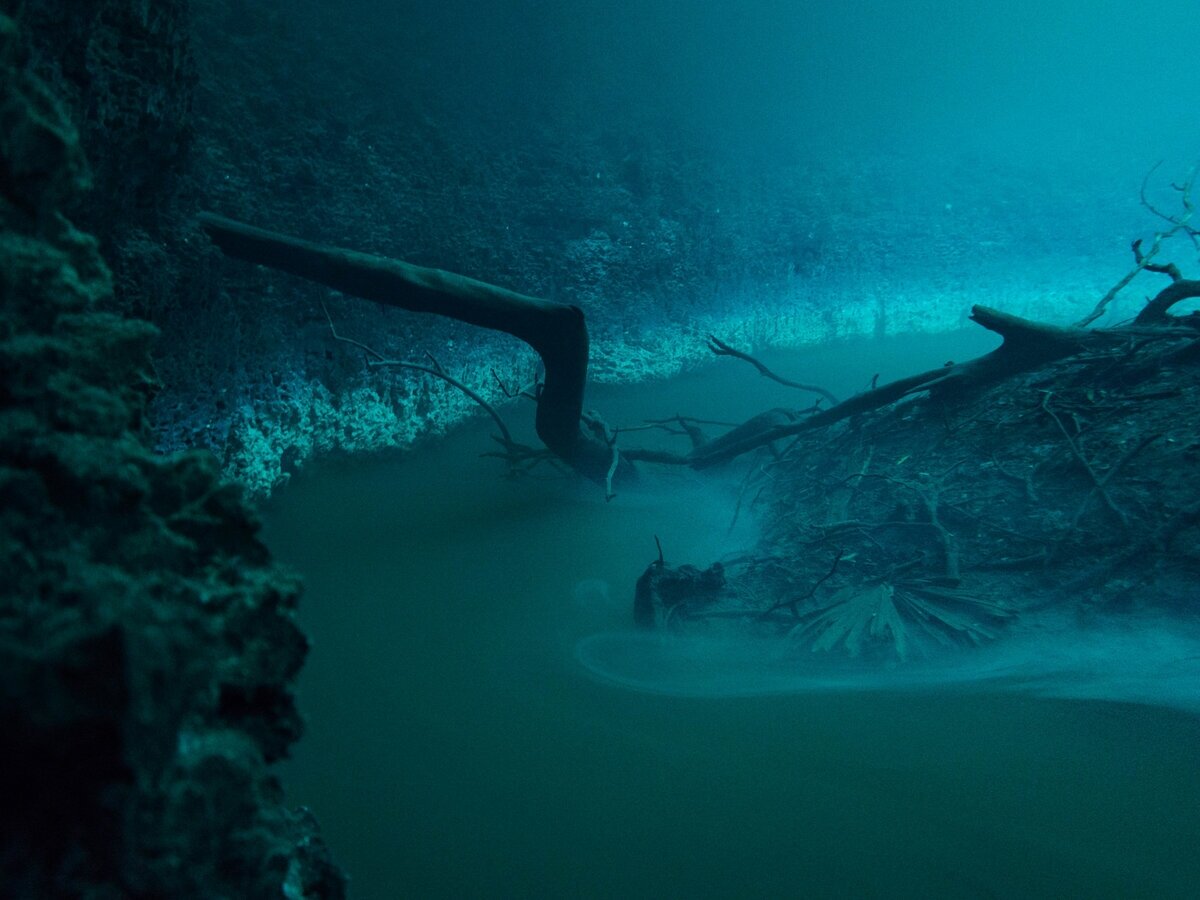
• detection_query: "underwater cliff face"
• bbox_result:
[20,0,1199,492]
[0,14,344,897]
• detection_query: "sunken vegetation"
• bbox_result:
[699,308,1200,659]
[643,220,1200,660]
[197,176,1200,663]
[0,14,344,896]
[4,0,1200,892]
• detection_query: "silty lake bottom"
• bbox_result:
[262,332,1200,898]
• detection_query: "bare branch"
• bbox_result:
[1039,391,1128,529]
[639,415,731,448]
[1132,275,1200,325]
[200,212,619,483]
[322,303,532,463]
[1132,237,1183,281]
[1078,164,1198,327]
[1076,231,1181,327]
[1139,160,1178,227]
[706,335,839,405]
[321,302,388,362]
[760,547,846,618]
[685,307,1113,468]
[491,367,539,401]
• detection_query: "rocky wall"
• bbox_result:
[9,0,1149,499]
[0,14,344,897]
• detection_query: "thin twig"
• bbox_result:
[706,335,839,404]
[1076,163,1197,327]
[1039,391,1128,528]
[1067,432,1161,532]
[323,302,524,457]
[760,547,846,619]
[604,438,619,502]
[321,302,388,362]
[728,460,766,534]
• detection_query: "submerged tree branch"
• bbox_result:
[199,213,622,483]
[707,335,839,405]
[320,301,534,460]
[202,211,1196,491]
[682,306,1118,468]
[1078,164,1199,327]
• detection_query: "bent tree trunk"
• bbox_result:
[200,214,1173,481]
[682,306,1125,467]
[198,213,618,483]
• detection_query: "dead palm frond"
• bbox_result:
[789,579,1014,662]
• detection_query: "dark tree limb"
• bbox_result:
[199,213,622,483]
[1039,391,1128,529]
[707,335,839,405]
[684,306,1120,468]
[1068,431,1160,533]
[1132,236,1183,281]
[200,215,1192,491]
[1076,235,1181,328]
[683,407,804,467]
[1132,276,1200,325]
[1126,224,1200,326]
[621,447,691,465]
[760,547,845,619]
[642,415,720,449]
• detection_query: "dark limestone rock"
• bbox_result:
[15,0,195,229]
[0,14,345,897]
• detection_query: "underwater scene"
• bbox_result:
[2,1,1199,897]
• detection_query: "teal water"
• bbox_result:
[264,334,1200,898]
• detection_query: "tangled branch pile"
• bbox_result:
[644,170,1200,661]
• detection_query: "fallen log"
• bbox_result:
[198,213,621,484]
[685,306,1121,467]
[199,214,1190,482]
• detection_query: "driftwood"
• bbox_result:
[199,205,1198,484]
[1132,269,1200,325]
[198,213,621,484]
[681,306,1126,468]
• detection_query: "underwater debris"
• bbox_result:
[634,557,727,629]
[195,160,1200,666]
[629,171,1200,661]
[789,580,1015,662]
[644,310,1200,660]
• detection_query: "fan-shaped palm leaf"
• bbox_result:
[789,580,1013,661]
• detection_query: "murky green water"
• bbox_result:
[263,334,1200,898]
